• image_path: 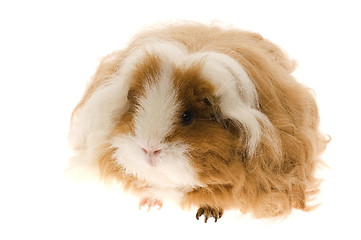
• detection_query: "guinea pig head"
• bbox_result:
[95,42,272,190]
[71,42,274,193]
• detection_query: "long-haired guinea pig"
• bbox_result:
[69,22,328,222]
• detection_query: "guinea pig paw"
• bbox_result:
[139,198,163,212]
[196,206,223,223]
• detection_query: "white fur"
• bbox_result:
[69,41,185,153]
[133,63,179,149]
[195,52,270,154]
[114,56,203,198]
[111,135,199,188]
[70,51,142,150]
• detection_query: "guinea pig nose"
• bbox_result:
[141,147,162,167]
[141,148,162,156]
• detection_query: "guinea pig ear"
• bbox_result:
[199,51,282,156]
[203,97,212,107]
[127,87,135,101]
[69,50,132,153]
[221,118,242,138]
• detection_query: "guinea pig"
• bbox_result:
[69,22,328,222]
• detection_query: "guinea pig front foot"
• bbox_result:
[139,198,163,211]
[196,206,223,223]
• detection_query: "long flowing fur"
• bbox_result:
[69,22,328,218]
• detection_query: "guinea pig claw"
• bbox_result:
[196,206,223,223]
[139,198,163,211]
[196,208,204,220]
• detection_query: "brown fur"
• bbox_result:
[74,22,328,218]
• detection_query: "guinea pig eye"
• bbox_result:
[181,110,194,126]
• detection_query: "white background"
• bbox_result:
[1,0,360,239]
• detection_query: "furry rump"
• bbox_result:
[69,22,328,219]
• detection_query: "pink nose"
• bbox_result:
[142,148,161,166]
[142,148,161,155]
